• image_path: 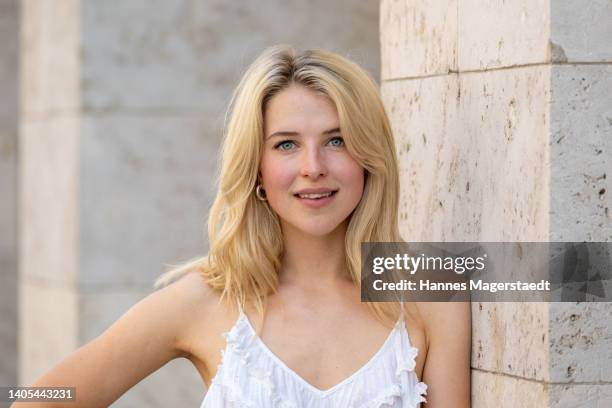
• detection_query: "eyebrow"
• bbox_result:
[266,127,341,140]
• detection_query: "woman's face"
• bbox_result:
[260,84,365,237]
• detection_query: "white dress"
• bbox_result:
[200,306,427,407]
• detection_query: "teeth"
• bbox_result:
[298,191,333,199]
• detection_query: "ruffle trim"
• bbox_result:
[396,318,428,407]
[212,313,297,408]
[350,319,428,408]
[207,379,254,408]
[354,359,427,408]
[413,382,428,405]
[358,384,401,408]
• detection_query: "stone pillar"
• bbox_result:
[0,0,19,389]
[548,1,612,405]
[18,0,379,406]
[19,0,80,388]
[380,0,611,407]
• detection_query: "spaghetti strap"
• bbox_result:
[236,299,244,316]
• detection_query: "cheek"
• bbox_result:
[335,158,365,198]
[260,160,294,197]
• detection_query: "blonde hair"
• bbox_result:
[156,45,403,326]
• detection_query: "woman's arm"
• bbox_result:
[11,272,206,408]
[419,301,472,407]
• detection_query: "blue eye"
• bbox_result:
[275,140,296,151]
[329,136,344,147]
[273,137,344,151]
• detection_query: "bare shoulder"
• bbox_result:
[161,270,218,310]
[413,302,471,343]
[157,271,226,353]
[95,270,219,359]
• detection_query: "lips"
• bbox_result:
[294,187,337,194]
[294,190,338,199]
[294,190,338,208]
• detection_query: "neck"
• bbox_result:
[278,221,352,290]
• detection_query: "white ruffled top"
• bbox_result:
[200,308,427,407]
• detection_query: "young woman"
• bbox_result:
[14,45,470,407]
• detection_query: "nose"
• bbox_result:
[299,145,327,179]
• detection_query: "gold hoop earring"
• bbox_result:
[255,184,267,201]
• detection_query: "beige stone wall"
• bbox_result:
[380,0,611,407]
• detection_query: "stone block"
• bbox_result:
[381,75,462,241]
[458,66,551,241]
[20,0,79,115]
[380,0,457,80]
[81,0,380,113]
[549,302,612,383]
[79,289,151,343]
[471,368,548,407]
[550,65,612,242]
[458,0,550,70]
[0,0,18,118]
[79,115,219,290]
[551,0,612,63]
[472,302,549,380]
[0,269,17,386]
[549,383,612,408]
[19,117,79,287]
[0,123,18,254]
[382,66,550,242]
[113,358,202,408]
[19,281,78,386]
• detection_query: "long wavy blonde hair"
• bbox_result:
[156,45,403,326]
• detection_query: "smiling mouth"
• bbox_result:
[294,190,338,200]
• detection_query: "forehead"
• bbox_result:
[264,84,339,134]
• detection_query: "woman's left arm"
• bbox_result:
[418,301,472,407]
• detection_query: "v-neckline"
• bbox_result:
[240,311,402,397]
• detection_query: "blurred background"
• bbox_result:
[1,0,611,407]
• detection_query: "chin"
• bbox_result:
[301,227,338,237]
[291,219,347,238]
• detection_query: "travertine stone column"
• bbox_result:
[19,0,380,406]
[0,0,19,388]
[19,0,80,388]
[548,2,612,406]
[380,0,611,406]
